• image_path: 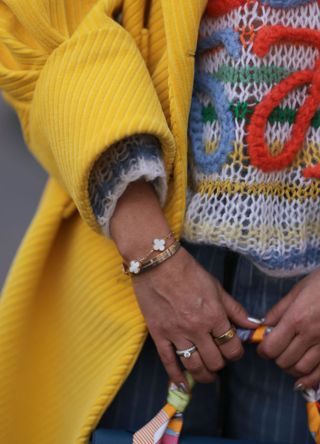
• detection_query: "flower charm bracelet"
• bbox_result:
[122,231,176,276]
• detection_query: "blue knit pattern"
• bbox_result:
[261,0,313,8]
[249,246,320,272]
[188,29,241,174]
[88,134,165,232]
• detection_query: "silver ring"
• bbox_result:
[176,345,197,359]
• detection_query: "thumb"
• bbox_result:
[221,292,261,329]
[264,288,298,326]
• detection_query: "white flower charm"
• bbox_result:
[153,238,166,251]
[129,260,141,274]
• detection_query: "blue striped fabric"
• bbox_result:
[91,428,281,443]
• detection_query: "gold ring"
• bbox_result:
[214,327,236,345]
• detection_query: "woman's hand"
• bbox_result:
[258,268,320,389]
[132,245,256,388]
[110,179,256,388]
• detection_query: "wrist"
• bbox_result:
[110,180,171,262]
[114,224,172,263]
[123,237,179,276]
[134,245,191,285]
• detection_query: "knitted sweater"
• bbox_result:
[89,0,320,277]
[88,134,167,237]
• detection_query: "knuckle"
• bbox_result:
[294,362,308,375]
[293,308,310,331]
[259,344,274,359]
[295,360,314,376]
[225,345,244,361]
[179,315,201,333]
[230,301,243,316]
[275,357,287,370]
[212,321,230,337]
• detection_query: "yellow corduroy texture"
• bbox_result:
[0,1,207,443]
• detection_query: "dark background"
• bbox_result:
[0,96,47,289]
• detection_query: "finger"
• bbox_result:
[295,363,320,390]
[216,331,244,362]
[288,345,320,377]
[221,292,262,329]
[264,286,301,326]
[195,333,225,373]
[276,335,309,370]
[174,339,216,384]
[156,340,189,388]
[258,316,295,360]
[210,317,244,362]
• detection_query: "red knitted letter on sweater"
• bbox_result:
[247,26,320,178]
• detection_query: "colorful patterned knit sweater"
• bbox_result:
[89,0,320,277]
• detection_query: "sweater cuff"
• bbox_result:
[88,134,167,238]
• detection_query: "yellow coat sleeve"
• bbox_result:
[0,0,176,231]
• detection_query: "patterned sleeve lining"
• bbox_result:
[88,134,167,238]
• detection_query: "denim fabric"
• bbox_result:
[97,241,313,443]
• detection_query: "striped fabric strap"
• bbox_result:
[133,326,320,443]
[133,374,194,444]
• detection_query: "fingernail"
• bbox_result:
[178,382,188,393]
[248,317,263,325]
[260,317,266,324]
[294,383,305,392]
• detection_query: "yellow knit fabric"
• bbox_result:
[0,1,206,443]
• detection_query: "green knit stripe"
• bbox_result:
[213,65,292,85]
[202,103,320,129]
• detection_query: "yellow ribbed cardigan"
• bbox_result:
[0,1,207,443]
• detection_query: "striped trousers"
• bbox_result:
[97,241,314,443]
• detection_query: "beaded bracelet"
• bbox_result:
[122,231,175,275]
[122,240,181,276]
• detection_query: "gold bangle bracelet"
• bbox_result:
[122,240,181,276]
[122,231,175,275]
[140,240,181,273]
[134,231,174,264]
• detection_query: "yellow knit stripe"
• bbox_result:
[183,220,320,241]
[205,141,320,170]
[197,178,320,201]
